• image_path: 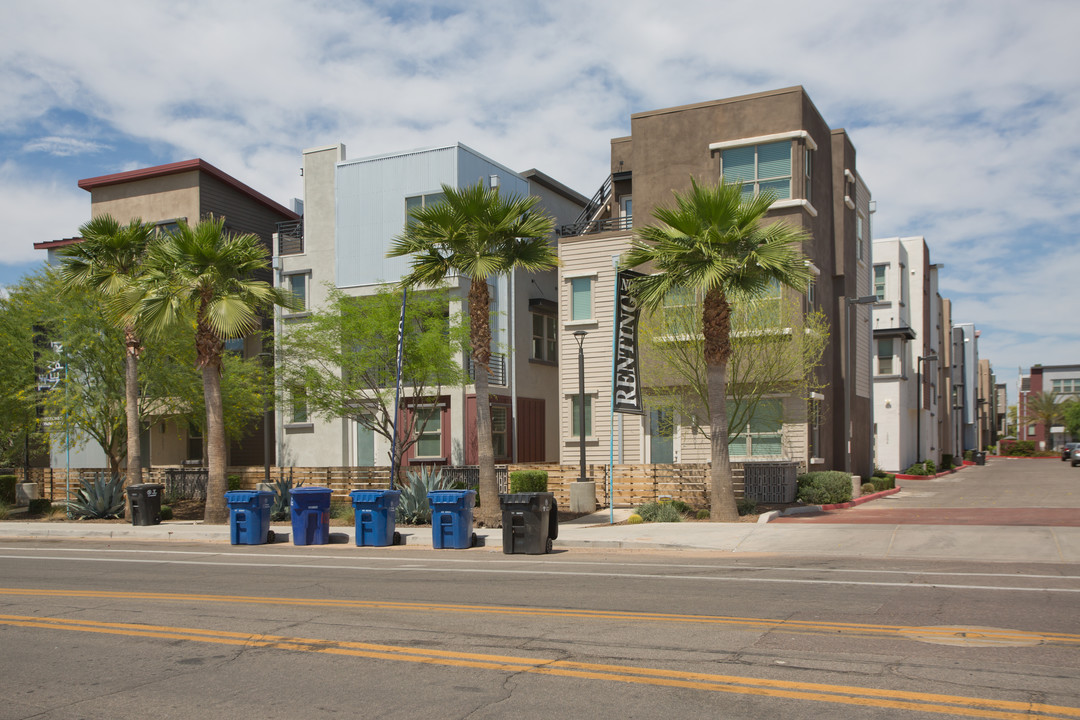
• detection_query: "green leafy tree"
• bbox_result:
[1024,391,1068,449]
[387,182,557,525]
[57,215,155,486]
[640,291,829,449]
[131,217,295,524]
[276,285,468,483]
[1062,399,1080,441]
[623,178,811,521]
[0,281,49,470]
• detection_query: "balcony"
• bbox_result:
[276,220,303,255]
[556,215,633,238]
[467,353,506,386]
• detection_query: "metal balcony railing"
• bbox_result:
[556,215,633,238]
[466,353,506,386]
[276,220,303,255]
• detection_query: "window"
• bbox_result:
[661,287,696,335]
[807,279,816,307]
[289,384,308,424]
[856,212,866,262]
[1053,379,1078,395]
[356,415,375,466]
[877,338,894,375]
[284,272,309,313]
[405,192,446,225]
[415,407,442,457]
[531,313,557,362]
[491,406,509,458]
[874,265,887,301]
[721,141,791,200]
[570,394,592,439]
[804,148,813,202]
[224,337,245,355]
[621,196,633,229]
[570,277,592,321]
[728,399,782,457]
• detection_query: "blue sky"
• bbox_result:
[2,0,1078,395]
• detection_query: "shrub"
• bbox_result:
[509,470,548,493]
[1005,441,1035,457]
[941,453,954,470]
[0,475,16,504]
[28,499,52,515]
[860,482,877,495]
[627,514,644,525]
[868,474,895,492]
[924,459,936,475]
[635,501,683,522]
[159,504,173,521]
[903,462,928,476]
[696,509,710,519]
[796,471,852,505]
[66,473,126,519]
[964,449,974,461]
[329,500,351,520]
[670,499,691,514]
[227,475,243,492]
[872,467,890,479]
[736,497,757,516]
[0,501,9,520]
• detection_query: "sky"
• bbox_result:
[2,0,1078,397]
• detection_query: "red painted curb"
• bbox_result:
[819,486,900,510]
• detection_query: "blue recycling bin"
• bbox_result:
[349,489,401,547]
[290,486,333,546]
[225,490,275,545]
[428,489,477,549]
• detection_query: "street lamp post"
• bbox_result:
[916,354,938,463]
[573,331,588,483]
[844,296,877,473]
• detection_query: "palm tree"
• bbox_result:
[57,215,156,488]
[387,181,557,526]
[133,217,295,523]
[1023,391,1066,450]
[622,178,811,521]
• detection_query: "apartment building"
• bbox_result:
[1018,363,1080,448]
[276,143,586,469]
[554,87,874,477]
[33,159,301,469]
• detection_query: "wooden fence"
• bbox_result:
[16,462,754,508]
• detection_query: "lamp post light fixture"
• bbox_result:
[573,330,588,483]
[844,295,878,473]
[916,353,938,463]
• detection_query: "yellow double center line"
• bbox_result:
[2,588,1078,647]
[1,612,1078,719]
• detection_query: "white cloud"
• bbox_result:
[1,0,1079,379]
[0,160,89,264]
[22,136,110,156]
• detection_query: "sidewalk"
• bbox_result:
[1,508,1077,563]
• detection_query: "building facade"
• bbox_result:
[33,159,301,470]
[554,87,874,477]
[276,143,586,470]
[1018,364,1080,449]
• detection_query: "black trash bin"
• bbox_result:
[974,451,987,466]
[499,492,558,554]
[128,483,164,526]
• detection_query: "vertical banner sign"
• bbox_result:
[389,288,407,490]
[614,270,644,414]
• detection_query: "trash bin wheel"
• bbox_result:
[470,532,478,548]
[393,531,401,546]
[545,537,553,554]
[266,530,276,544]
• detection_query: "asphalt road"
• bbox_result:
[1,539,1078,719]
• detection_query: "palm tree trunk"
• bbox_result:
[124,327,142,488]
[703,289,738,521]
[202,363,229,524]
[469,277,500,527]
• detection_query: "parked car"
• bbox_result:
[1065,442,1080,462]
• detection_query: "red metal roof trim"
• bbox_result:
[33,237,83,250]
[78,158,301,221]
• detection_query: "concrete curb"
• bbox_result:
[818,486,901,510]
[762,486,901,522]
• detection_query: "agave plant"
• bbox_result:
[396,466,449,525]
[66,473,126,520]
[270,478,303,521]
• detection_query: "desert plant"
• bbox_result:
[861,482,877,495]
[160,504,173,521]
[66,473,126,519]
[396,466,450,525]
[695,509,710,520]
[329,500,351,521]
[627,514,644,524]
[0,475,16,504]
[270,478,303,521]
[635,501,683,523]
[736,497,757,516]
[509,470,548,493]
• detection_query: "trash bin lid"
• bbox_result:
[428,489,475,506]
[349,489,401,504]
[499,492,553,510]
[290,486,332,496]
[226,490,270,503]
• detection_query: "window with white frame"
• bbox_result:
[876,338,894,375]
[1052,379,1079,395]
[721,141,791,200]
[874,265,887,301]
[569,276,593,322]
[414,406,442,458]
[491,406,510,458]
[531,313,557,362]
[569,394,593,439]
[728,399,782,457]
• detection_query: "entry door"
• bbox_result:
[650,409,674,464]
[356,417,375,466]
